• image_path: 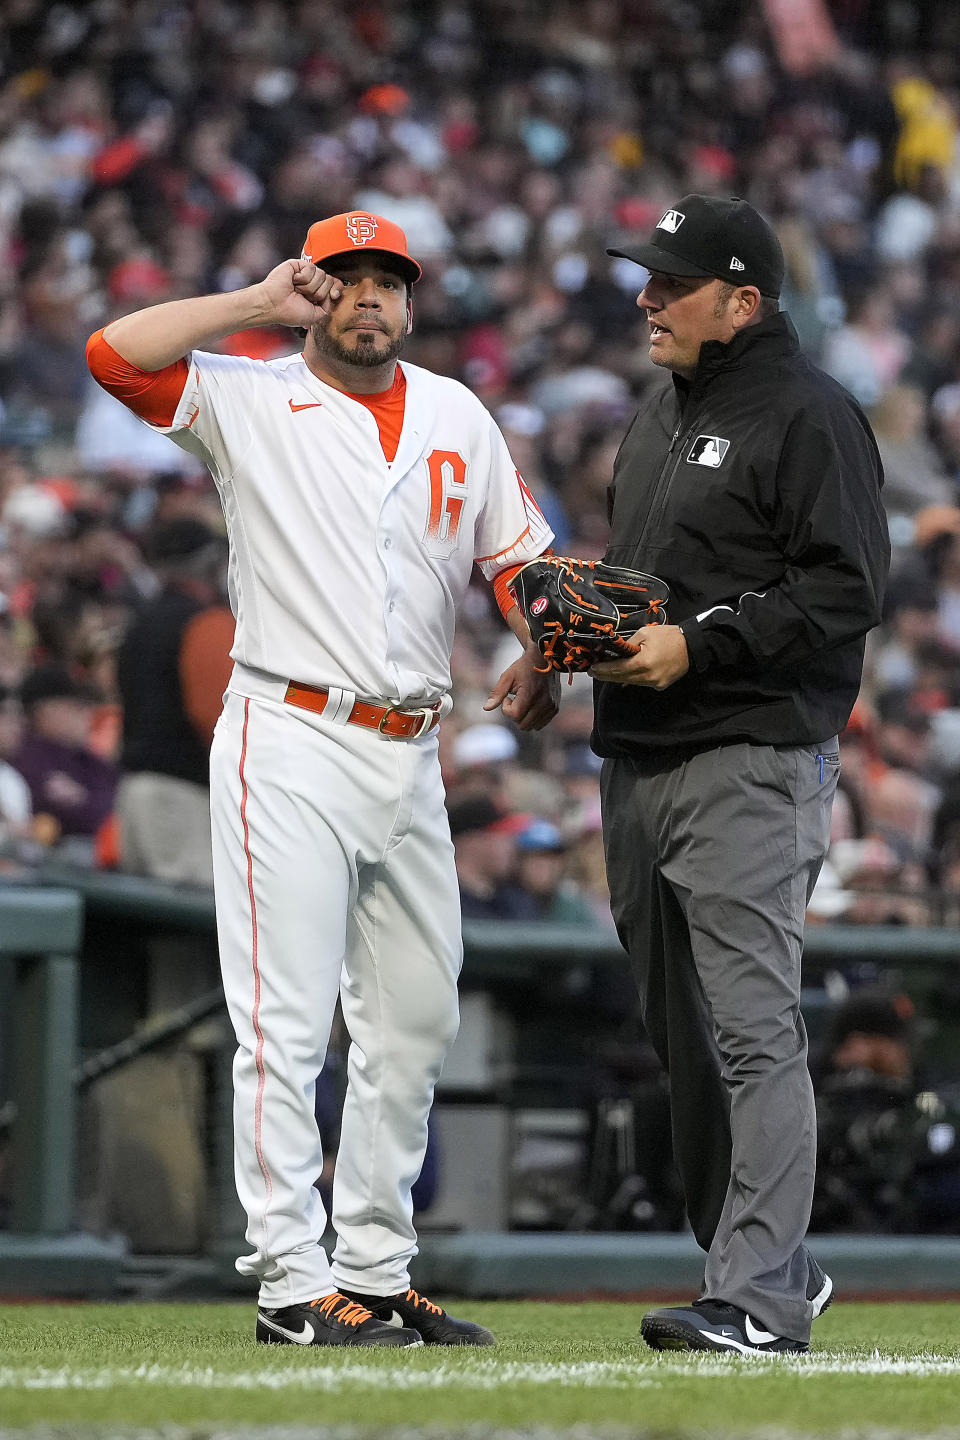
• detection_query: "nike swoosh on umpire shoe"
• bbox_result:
[744,1316,780,1345]
[258,1315,315,1343]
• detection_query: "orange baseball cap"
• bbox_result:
[301,211,422,284]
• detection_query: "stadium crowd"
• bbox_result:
[0,0,960,933]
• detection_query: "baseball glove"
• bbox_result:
[508,556,670,674]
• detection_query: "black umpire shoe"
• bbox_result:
[256,1291,422,1347]
[640,1300,807,1356]
[340,1286,496,1346]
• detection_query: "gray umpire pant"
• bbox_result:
[601,739,839,1343]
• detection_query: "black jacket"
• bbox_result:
[593,313,890,758]
[118,586,211,787]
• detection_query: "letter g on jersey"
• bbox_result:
[423,450,468,557]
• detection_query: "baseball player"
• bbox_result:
[87,211,559,1347]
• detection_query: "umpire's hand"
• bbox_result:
[590,624,689,689]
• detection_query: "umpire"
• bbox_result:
[590,196,889,1355]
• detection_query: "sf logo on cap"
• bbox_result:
[346,214,380,245]
[658,209,685,233]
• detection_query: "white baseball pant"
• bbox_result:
[209,689,462,1306]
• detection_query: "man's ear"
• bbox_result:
[733,286,761,328]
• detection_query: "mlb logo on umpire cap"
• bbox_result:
[658,209,685,233]
[688,435,730,468]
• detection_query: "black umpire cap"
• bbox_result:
[608,194,784,299]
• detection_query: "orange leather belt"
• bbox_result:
[284,680,441,740]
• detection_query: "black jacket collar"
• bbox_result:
[673,312,800,402]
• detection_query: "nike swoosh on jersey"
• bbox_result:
[259,1315,314,1343]
[744,1316,780,1345]
[288,400,324,412]
[382,1310,406,1328]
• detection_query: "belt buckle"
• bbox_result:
[377,704,434,740]
[376,704,403,737]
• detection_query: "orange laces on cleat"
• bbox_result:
[311,1293,372,1327]
[405,1288,442,1315]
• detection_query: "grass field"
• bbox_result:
[2,1299,960,1436]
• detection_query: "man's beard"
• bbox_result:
[310,322,406,369]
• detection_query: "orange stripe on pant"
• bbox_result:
[239,697,273,1220]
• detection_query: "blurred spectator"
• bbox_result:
[565,799,615,930]
[813,989,960,1232]
[821,287,910,408]
[13,663,117,857]
[870,384,955,523]
[448,721,520,804]
[830,836,930,924]
[924,526,960,650]
[873,574,945,692]
[448,794,536,920]
[115,518,232,886]
[514,817,597,925]
[805,860,855,925]
[0,682,31,853]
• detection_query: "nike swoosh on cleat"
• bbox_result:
[289,400,323,412]
[744,1316,780,1345]
[810,1274,834,1317]
[382,1310,406,1328]
[259,1316,314,1343]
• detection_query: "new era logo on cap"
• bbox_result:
[658,209,685,233]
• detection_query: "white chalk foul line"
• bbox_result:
[2,1354,960,1391]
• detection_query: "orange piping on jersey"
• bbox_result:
[475,524,532,567]
[85,329,190,427]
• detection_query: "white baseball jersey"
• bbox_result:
[151,350,553,703]
[139,342,554,1309]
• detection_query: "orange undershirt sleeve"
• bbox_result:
[491,549,554,620]
[492,562,526,619]
[86,329,190,428]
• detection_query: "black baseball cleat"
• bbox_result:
[808,1259,834,1318]
[641,1300,807,1356]
[340,1285,496,1346]
[256,1291,422,1347]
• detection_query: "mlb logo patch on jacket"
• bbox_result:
[687,435,730,468]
